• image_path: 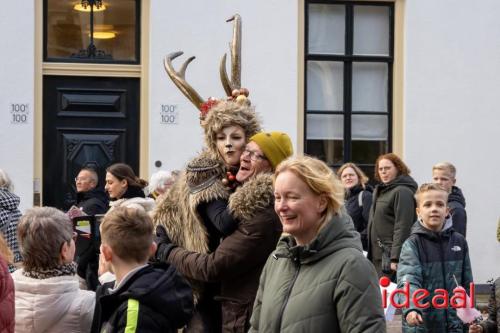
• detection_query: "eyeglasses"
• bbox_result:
[242,147,267,161]
[75,177,90,182]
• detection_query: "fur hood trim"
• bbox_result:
[201,101,261,159]
[153,172,209,254]
[186,151,228,204]
[152,152,230,255]
[229,173,274,221]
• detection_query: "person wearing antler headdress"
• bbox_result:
[152,15,265,332]
[155,131,293,332]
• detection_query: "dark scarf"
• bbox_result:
[23,262,77,279]
[111,185,145,201]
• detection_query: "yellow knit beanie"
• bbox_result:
[250,132,293,170]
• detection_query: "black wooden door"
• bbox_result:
[43,76,140,209]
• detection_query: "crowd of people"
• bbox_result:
[0,98,499,333]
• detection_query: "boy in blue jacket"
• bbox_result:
[91,207,193,333]
[397,183,473,332]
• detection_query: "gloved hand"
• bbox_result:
[154,225,176,262]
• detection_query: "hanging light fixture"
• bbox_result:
[89,31,116,39]
[74,0,106,13]
[71,0,113,59]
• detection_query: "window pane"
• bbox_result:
[93,1,137,61]
[351,114,388,164]
[352,62,387,112]
[352,141,388,165]
[308,4,345,55]
[359,165,377,185]
[352,114,388,140]
[46,0,138,62]
[353,5,390,56]
[306,140,344,166]
[307,61,344,111]
[307,113,343,140]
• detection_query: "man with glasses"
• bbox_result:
[155,131,293,332]
[74,167,108,216]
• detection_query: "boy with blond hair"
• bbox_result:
[397,183,473,332]
[432,162,467,237]
[90,207,193,333]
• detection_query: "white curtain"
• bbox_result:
[308,4,345,55]
[353,5,390,56]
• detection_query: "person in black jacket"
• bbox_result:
[91,207,193,333]
[73,167,108,290]
[75,167,108,215]
[432,162,467,237]
[337,162,373,251]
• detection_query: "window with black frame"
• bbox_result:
[305,1,393,177]
[44,0,140,63]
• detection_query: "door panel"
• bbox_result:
[43,76,139,209]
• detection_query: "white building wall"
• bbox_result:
[0,2,35,212]
[1,0,496,283]
[149,0,299,173]
[404,0,500,282]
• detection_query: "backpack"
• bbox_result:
[358,190,364,207]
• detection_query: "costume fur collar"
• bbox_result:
[229,173,274,221]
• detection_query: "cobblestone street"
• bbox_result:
[387,315,402,333]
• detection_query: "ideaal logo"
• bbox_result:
[380,276,475,309]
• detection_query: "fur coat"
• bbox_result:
[167,173,282,332]
[152,151,232,332]
[152,151,230,255]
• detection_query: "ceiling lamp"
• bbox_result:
[91,31,116,39]
[74,0,106,12]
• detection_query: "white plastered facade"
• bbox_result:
[0,0,497,282]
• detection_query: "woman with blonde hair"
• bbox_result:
[367,153,417,279]
[250,156,385,333]
[337,162,373,251]
[0,234,14,332]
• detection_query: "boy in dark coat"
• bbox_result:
[432,162,467,237]
[91,207,193,333]
[397,183,473,332]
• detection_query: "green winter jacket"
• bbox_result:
[249,212,386,333]
[397,219,473,332]
[367,175,418,275]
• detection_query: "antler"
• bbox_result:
[220,14,242,96]
[164,51,205,111]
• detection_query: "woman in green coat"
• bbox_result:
[367,153,418,279]
[250,156,385,333]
